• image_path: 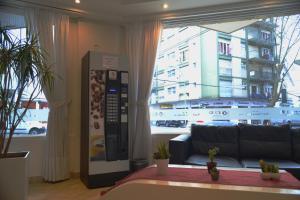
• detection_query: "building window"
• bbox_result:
[251,84,260,97]
[220,80,232,97]
[168,87,176,94]
[261,30,271,41]
[218,42,231,56]
[241,43,246,58]
[242,80,247,90]
[167,69,176,77]
[241,62,247,78]
[262,48,271,59]
[167,52,175,59]
[156,69,165,75]
[219,60,232,76]
[179,49,188,63]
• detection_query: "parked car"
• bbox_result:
[7,121,46,135]
[165,120,187,128]
[156,120,167,127]
[156,120,187,128]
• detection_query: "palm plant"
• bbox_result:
[0,26,54,158]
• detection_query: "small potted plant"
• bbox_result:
[259,160,280,180]
[207,147,219,173]
[210,167,220,181]
[153,142,170,175]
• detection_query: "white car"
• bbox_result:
[7,121,47,135]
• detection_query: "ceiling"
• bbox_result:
[7,0,253,21]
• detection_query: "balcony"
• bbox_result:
[261,72,273,80]
[219,54,232,60]
[219,68,232,77]
[247,34,275,48]
[249,71,274,81]
[251,21,276,31]
[249,53,276,65]
[251,93,266,99]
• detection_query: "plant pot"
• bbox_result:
[271,173,281,180]
[155,159,169,176]
[210,171,220,181]
[261,172,271,180]
[261,172,281,180]
[0,152,29,200]
[206,162,217,174]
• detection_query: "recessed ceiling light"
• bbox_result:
[75,0,80,4]
[162,3,169,9]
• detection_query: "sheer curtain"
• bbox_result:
[26,9,70,182]
[126,20,162,162]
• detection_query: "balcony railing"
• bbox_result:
[251,21,276,31]
[261,72,273,80]
[251,92,272,99]
[250,71,274,81]
[249,52,276,65]
[247,34,275,47]
[219,68,232,76]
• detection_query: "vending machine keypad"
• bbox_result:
[106,93,119,122]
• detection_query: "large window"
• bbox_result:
[219,41,231,56]
[3,28,48,136]
[150,14,300,134]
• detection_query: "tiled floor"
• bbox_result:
[29,178,107,200]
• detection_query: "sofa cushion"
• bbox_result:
[292,129,300,161]
[191,125,239,158]
[241,158,300,169]
[239,124,292,159]
[185,154,242,168]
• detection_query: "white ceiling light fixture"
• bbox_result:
[75,0,80,4]
[162,3,169,9]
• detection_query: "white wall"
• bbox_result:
[9,18,125,177]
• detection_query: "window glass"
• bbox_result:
[3,28,48,136]
[150,14,300,134]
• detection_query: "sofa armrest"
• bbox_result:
[169,134,191,164]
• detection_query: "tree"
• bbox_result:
[270,15,300,107]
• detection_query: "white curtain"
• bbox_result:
[126,20,162,161]
[26,9,70,182]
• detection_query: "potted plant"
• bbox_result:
[153,142,170,175]
[259,160,280,180]
[210,167,220,181]
[207,147,219,173]
[0,27,53,200]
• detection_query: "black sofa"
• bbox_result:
[169,124,300,179]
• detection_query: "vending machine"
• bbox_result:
[81,51,129,188]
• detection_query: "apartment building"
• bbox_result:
[150,20,277,108]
